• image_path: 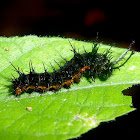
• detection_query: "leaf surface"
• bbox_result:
[0,36,140,140]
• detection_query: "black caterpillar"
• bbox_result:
[11,41,135,96]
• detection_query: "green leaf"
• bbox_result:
[0,36,140,140]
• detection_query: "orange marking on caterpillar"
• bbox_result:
[62,79,73,87]
[47,85,60,90]
[16,86,26,95]
[79,66,90,73]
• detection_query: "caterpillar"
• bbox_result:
[11,41,135,96]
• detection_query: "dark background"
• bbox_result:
[0,0,139,139]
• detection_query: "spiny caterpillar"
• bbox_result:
[11,41,135,96]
